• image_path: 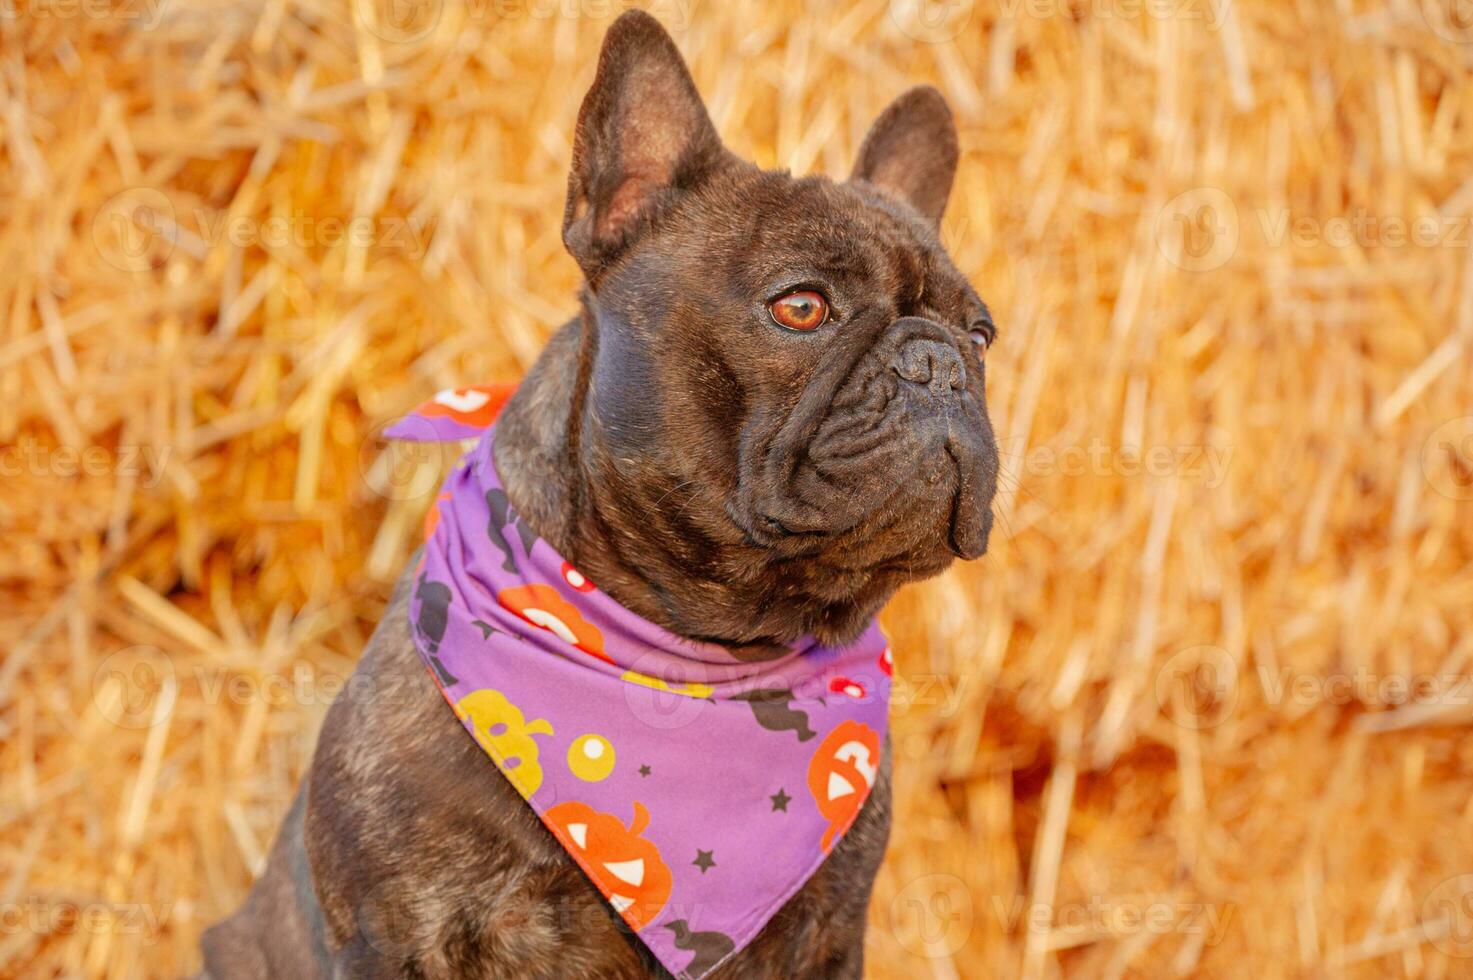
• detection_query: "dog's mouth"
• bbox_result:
[941,422,997,559]
[731,408,996,564]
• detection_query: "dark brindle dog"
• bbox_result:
[201,11,998,978]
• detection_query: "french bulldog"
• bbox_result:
[200,10,998,979]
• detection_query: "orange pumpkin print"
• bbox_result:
[806,720,881,852]
[498,583,611,663]
[545,801,672,931]
[415,492,453,575]
[423,491,451,544]
[415,383,517,430]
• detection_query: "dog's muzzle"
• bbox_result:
[875,317,997,558]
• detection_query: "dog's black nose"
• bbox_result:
[891,337,965,395]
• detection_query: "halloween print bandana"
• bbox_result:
[386,384,892,980]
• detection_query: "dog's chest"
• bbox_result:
[301,595,892,980]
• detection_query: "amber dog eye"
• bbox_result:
[968,318,996,357]
[768,290,829,331]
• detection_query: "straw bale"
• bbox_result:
[2,1,1472,977]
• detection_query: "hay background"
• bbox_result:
[4,0,1473,977]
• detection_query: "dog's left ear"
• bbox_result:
[563,10,727,282]
[850,86,959,227]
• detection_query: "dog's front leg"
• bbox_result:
[199,785,334,979]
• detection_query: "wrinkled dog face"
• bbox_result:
[563,13,999,643]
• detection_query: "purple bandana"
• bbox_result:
[385,386,891,979]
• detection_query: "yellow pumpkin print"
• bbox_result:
[618,669,714,700]
[456,689,554,798]
[568,733,616,782]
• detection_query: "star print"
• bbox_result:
[639,764,652,777]
[693,849,716,873]
[769,789,791,812]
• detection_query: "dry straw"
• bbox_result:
[3,0,1473,977]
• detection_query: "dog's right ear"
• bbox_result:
[850,86,958,227]
[563,11,726,283]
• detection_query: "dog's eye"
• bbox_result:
[968,319,995,356]
[769,290,829,331]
